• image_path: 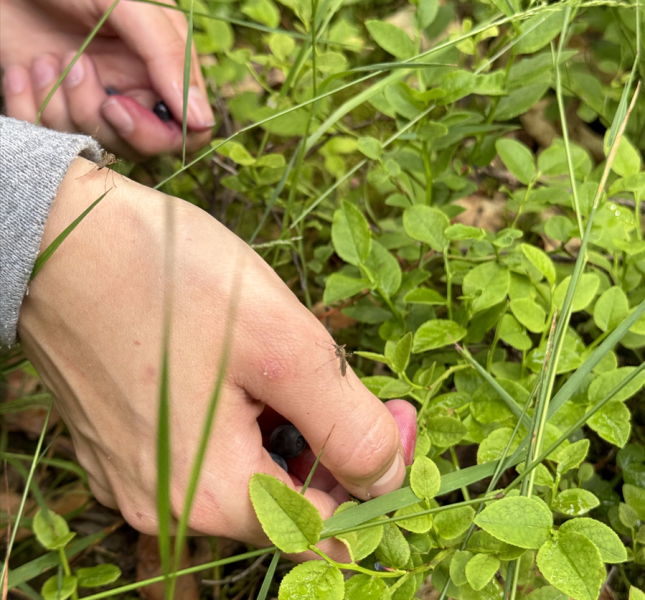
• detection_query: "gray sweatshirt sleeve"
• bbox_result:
[0,117,103,348]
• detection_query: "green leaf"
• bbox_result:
[357,136,382,160]
[33,509,71,551]
[477,428,521,464]
[462,262,510,313]
[278,561,344,600]
[553,274,600,312]
[365,20,415,59]
[555,439,590,474]
[559,518,627,564]
[588,367,645,404]
[496,139,536,185]
[41,576,77,600]
[465,554,500,591]
[521,244,556,287]
[364,241,401,298]
[334,503,384,562]
[450,550,472,586]
[76,564,122,588]
[323,273,370,305]
[242,0,280,29]
[426,416,467,447]
[606,133,641,178]
[410,456,441,501]
[375,523,410,568]
[594,286,629,332]
[402,205,450,252]
[624,483,645,520]
[498,314,532,351]
[412,319,467,352]
[249,474,323,553]
[392,332,412,373]
[524,588,568,600]
[630,587,645,600]
[417,0,438,28]
[269,33,295,61]
[510,297,547,333]
[212,139,256,165]
[552,489,599,516]
[331,203,372,266]
[474,496,553,549]
[403,288,447,305]
[344,574,388,600]
[496,80,550,121]
[587,401,631,447]
[515,8,565,54]
[445,224,484,241]
[619,502,639,528]
[434,505,476,540]
[537,532,604,600]
[394,501,433,533]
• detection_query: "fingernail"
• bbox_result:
[63,54,85,88]
[3,66,26,95]
[367,452,405,498]
[32,57,56,89]
[102,98,134,135]
[187,86,215,128]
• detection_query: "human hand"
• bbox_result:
[18,159,417,556]
[0,0,214,159]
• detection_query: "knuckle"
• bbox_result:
[337,412,400,481]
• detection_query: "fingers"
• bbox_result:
[108,1,214,131]
[234,293,408,501]
[384,399,417,465]
[31,54,75,132]
[2,64,37,122]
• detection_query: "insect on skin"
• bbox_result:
[316,340,353,387]
[76,150,120,190]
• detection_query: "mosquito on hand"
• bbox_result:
[76,149,121,191]
[316,339,354,388]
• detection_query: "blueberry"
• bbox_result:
[270,425,306,459]
[374,561,386,572]
[105,87,118,96]
[269,452,289,472]
[153,100,172,122]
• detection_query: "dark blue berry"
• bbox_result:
[270,425,306,459]
[105,87,118,96]
[269,452,289,472]
[374,561,386,572]
[153,100,172,122]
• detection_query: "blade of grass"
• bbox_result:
[156,195,177,597]
[454,343,533,429]
[0,395,51,414]
[181,0,195,166]
[256,550,281,600]
[168,257,243,600]
[37,0,121,123]
[0,406,51,590]
[507,360,645,495]
[552,7,585,238]
[30,191,110,281]
[82,547,275,600]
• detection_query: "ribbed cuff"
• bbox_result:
[0,117,103,347]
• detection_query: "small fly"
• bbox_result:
[316,339,353,387]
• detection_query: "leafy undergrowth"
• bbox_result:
[3,0,645,598]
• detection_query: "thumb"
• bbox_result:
[108,1,214,130]
[239,313,411,501]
